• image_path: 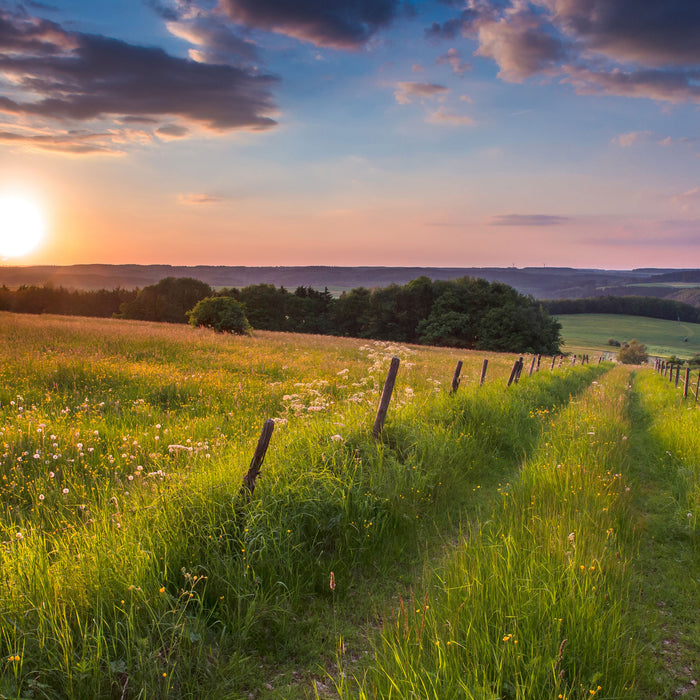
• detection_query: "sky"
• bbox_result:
[0,0,699,269]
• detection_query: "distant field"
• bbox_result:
[556,313,700,359]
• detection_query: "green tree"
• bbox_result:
[618,339,648,364]
[187,296,251,334]
[119,277,212,323]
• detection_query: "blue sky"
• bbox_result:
[0,0,699,268]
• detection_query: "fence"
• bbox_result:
[241,351,598,493]
[653,358,700,403]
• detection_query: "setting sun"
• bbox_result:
[0,194,46,258]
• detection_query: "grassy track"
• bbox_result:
[336,366,700,699]
[556,314,700,359]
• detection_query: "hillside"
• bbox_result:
[2,264,699,303]
[556,313,700,358]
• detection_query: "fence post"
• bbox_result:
[669,364,674,382]
[515,356,524,383]
[480,358,489,386]
[695,371,700,405]
[373,357,400,440]
[241,419,275,495]
[684,367,690,399]
[675,365,681,387]
[528,355,536,377]
[551,355,556,370]
[507,359,519,387]
[450,360,463,395]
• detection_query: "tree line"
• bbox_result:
[0,276,561,354]
[0,284,136,317]
[544,295,700,323]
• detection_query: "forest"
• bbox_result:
[0,276,561,354]
[544,295,700,323]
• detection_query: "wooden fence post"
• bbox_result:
[373,357,400,440]
[507,359,519,387]
[551,355,556,370]
[241,419,275,495]
[528,355,536,377]
[684,367,690,399]
[480,358,489,386]
[675,365,681,387]
[695,371,700,405]
[515,356,524,383]
[669,364,674,382]
[536,354,541,371]
[450,360,463,395]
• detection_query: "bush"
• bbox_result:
[618,339,648,364]
[187,296,251,334]
[607,338,621,347]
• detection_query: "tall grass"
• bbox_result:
[337,367,637,699]
[0,313,605,698]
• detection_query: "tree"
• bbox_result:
[187,296,251,334]
[618,339,648,364]
[119,277,212,323]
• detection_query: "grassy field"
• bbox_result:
[1,312,699,699]
[556,313,700,359]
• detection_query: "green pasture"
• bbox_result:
[1,313,700,698]
[556,313,700,359]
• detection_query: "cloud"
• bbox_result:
[0,128,125,155]
[426,107,475,126]
[562,65,700,104]
[178,192,224,205]
[672,187,700,211]
[436,47,471,75]
[394,81,449,104]
[540,0,700,68]
[0,9,278,154]
[612,131,696,148]
[612,131,652,147]
[165,13,259,65]
[473,7,567,82]
[430,0,700,103]
[217,0,404,49]
[489,214,571,226]
[156,124,190,138]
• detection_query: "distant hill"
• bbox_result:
[1,264,699,304]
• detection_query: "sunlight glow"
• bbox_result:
[0,194,46,258]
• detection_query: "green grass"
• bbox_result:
[556,314,700,359]
[3,312,700,699]
[0,312,597,699]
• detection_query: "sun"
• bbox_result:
[0,194,46,259]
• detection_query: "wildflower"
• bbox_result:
[331,434,343,442]
[62,488,69,494]
[15,532,22,540]
[38,494,45,501]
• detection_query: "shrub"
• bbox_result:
[187,296,251,334]
[618,339,648,364]
[607,338,621,347]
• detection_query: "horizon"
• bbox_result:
[0,1,699,269]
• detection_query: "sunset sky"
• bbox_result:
[0,0,699,269]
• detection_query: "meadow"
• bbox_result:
[0,312,698,699]
[556,313,700,359]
